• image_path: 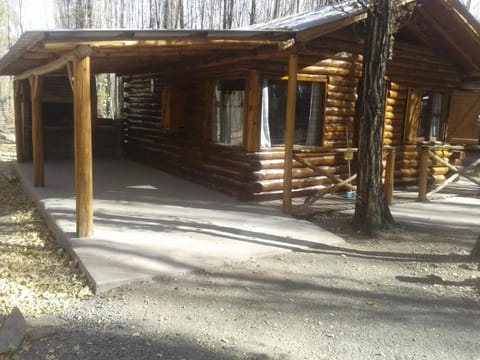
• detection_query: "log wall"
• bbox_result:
[122,28,465,200]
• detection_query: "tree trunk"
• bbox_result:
[352,0,394,234]
[250,0,256,25]
[273,0,280,19]
[163,0,169,28]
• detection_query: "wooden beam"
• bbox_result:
[74,55,93,238]
[426,172,459,198]
[44,39,286,50]
[282,53,298,214]
[244,69,262,152]
[15,45,92,81]
[29,75,44,187]
[13,80,24,163]
[418,145,430,201]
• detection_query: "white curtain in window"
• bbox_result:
[260,81,272,148]
[224,91,244,146]
[306,82,321,146]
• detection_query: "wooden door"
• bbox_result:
[446,91,480,145]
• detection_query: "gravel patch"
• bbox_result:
[0,138,92,319]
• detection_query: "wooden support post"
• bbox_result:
[29,75,44,187]
[418,145,430,201]
[384,147,395,205]
[282,53,298,214]
[74,56,93,238]
[13,80,24,163]
[244,69,262,152]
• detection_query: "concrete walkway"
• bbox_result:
[16,160,344,293]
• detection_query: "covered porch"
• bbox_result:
[15,159,344,293]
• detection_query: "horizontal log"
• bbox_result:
[324,131,352,141]
[250,164,348,181]
[327,84,356,94]
[124,107,162,115]
[126,118,161,127]
[127,113,162,122]
[387,97,406,106]
[250,174,348,193]
[256,155,338,169]
[327,91,357,101]
[200,162,247,181]
[326,98,356,108]
[324,115,354,124]
[314,58,362,69]
[395,168,418,177]
[328,76,359,86]
[324,123,354,132]
[124,102,161,109]
[325,107,356,116]
[126,124,163,133]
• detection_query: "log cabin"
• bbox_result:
[0,0,479,236]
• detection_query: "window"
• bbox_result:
[211,79,245,146]
[417,91,445,141]
[261,79,325,148]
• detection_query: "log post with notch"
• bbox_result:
[282,52,298,214]
[29,75,44,187]
[73,54,94,238]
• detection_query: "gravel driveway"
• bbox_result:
[18,233,480,360]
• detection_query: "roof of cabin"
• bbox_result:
[0,0,478,78]
[247,0,366,31]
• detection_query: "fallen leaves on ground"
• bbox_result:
[1,136,91,317]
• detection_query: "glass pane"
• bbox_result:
[211,79,245,146]
[263,80,324,147]
[417,90,443,140]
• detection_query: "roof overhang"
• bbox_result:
[0,0,478,79]
[0,29,296,76]
[404,0,480,77]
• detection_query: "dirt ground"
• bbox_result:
[1,129,480,359]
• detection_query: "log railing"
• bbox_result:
[295,146,396,208]
[294,148,358,207]
[417,144,475,201]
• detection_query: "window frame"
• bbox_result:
[417,90,448,142]
[260,75,327,150]
[209,78,247,148]
[404,87,449,143]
